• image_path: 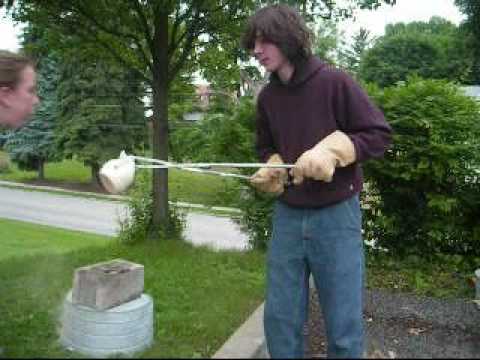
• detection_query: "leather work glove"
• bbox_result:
[250,153,288,195]
[291,130,356,185]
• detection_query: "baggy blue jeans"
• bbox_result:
[264,195,365,358]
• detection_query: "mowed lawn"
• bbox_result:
[0,218,266,358]
[0,218,111,261]
[0,154,92,183]
[0,153,242,208]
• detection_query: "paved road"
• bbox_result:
[0,186,250,251]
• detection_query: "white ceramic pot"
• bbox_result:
[99,151,136,194]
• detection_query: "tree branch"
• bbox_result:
[74,3,154,76]
[130,0,154,51]
[169,2,191,57]
[74,3,139,43]
[77,25,152,85]
[169,22,201,83]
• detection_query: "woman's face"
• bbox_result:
[0,65,39,128]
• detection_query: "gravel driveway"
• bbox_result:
[306,288,480,358]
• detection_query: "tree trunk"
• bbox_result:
[91,162,100,187]
[150,12,170,237]
[38,158,44,180]
[474,50,480,84]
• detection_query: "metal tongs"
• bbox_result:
[133,154,294,179]
[99,151,294,194]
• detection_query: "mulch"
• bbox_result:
[305,288,480,358]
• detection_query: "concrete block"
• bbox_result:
[72,259,144,310]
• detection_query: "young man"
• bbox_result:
[242,4,392,358]
[0,50,39,129]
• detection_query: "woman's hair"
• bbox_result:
[242,4,313,65]
[0,50,35,89]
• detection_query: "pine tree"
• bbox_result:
[55,55,147,186]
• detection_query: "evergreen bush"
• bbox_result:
[363,77,480,257]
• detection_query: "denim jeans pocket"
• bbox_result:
[312,195,362,233]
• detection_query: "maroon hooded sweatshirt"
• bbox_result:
[256,56,392,208]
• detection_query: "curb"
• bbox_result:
[212,275,316,358]
[212,302,268,359]
[0,180,126,201]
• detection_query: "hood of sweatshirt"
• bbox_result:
[269,56,327,89]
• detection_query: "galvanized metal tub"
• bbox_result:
[60,290,153,358]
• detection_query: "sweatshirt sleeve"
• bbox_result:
[333,72,392,163]
[255,97,277,162]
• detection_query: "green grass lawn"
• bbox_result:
[0,152,241,208]
[0,218,266,358]
[0,221,476,359]
[0,154,91,183]
[168,168,241,207]
[0,218,111,261]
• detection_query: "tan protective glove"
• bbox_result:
[250,153,288,194]
[291,131,356,185]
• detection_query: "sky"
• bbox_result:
[0,0,466,52]
[0,8,23,51]
[339,0,465,39]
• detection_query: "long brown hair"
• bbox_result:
[242,4,313,66]
[0,50,35,89]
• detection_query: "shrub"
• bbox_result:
[169,98,276,249]
[118,170,185,244]
[235,189,275,250]
[363,77,480,257]
[170,99,256,164]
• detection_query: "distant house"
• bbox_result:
[195,84,211,110]
[461,86,480,101]
[180,84,209,122]
[181,84,238,123]
[182,111,204,122]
